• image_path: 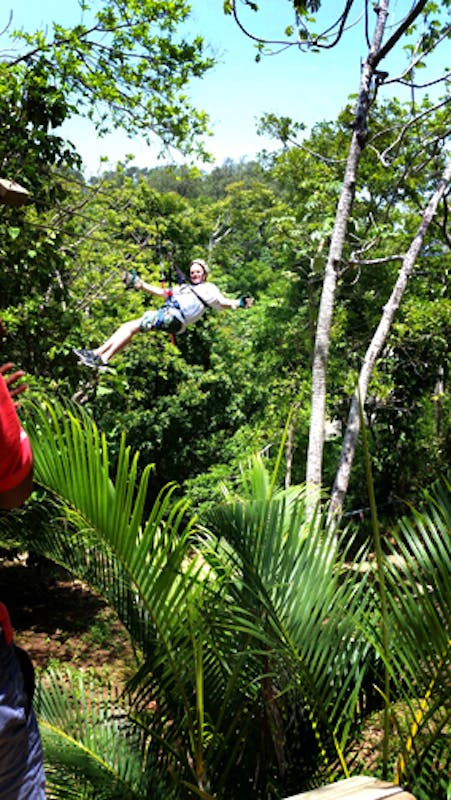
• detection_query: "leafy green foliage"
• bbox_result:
[8,0,213,156]
[37,667,176,800]
[2,5,450,797]
[0,60,84,389]
[19,401,451,798]
[1,98,448,515]
[0,0,217,393]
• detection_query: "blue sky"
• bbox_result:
[5,1,447,175]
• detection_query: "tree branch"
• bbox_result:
[306,0,390,498]
[383,27,451,86]
[350,254,404,266]
[371,0,429,68]
[378,98,450,166]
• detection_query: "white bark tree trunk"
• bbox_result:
[305,0,431,515]
[329,159,451,519]
[306,0,390,493]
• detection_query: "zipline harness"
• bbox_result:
[122,242,215,344]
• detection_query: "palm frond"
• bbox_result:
[22,400,450,799]
[23,400,227,794]
[36,666,176,800]
[201,457,375,788]
[354,477,450,793]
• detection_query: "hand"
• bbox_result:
[239,296,254,309]
[0,362,28,407]
[122,269,140,290]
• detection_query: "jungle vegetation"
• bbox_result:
[0,1,449,798]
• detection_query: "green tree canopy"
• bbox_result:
[5,0,213,156]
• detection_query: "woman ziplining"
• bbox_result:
[74,258,254,370]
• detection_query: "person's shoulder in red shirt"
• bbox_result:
[0,363,33,509]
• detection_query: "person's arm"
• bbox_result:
[0,365,33,510]
[134,277,166,297]
[218,295,241,311]
[0,468,33,510]
[204,285,254,311]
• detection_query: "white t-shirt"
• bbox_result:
[171,282,230,328]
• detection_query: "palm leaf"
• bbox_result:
[23,399,450,798]
[200,456,375,790]
[353,477,450,795]
[36,666,176,800]
[385,479,450,792]
[22,400,217,789]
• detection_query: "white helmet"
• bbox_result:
[190,259,209,277]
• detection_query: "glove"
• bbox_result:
[238,296,254,309]
[122,268,138,290]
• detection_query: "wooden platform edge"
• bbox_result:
[283,775,416,800]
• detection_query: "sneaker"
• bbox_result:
[73,348,92,360]
[74,349,110,370]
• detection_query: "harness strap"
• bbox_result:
[164,294,186,319]
[188,284,212,310]
[160,250,214,331]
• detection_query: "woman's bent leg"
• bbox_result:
[95,319,142,362]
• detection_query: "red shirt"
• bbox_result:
[0,375,33,493]
[0,602,13,645]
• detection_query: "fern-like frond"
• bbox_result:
[36,667,176,800]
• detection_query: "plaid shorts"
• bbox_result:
[139,307,184,334]
[0,629,46,799]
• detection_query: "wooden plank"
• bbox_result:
[393,795,417,800]
[284,776,416,800]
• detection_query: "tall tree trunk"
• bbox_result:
[285,410,297,489]
[329,159,451,519]
[306,0,390,493]
[434,366,444,437]
[305,0,430,513]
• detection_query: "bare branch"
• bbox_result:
[230,0,362,54]
[383,26,451,86]
[230,1,291,50]
[0,10,13,38]
[441,195,451,248]
[287,137,348,164]
[378,98,450,166]
[394,72,451,90]
[371,0,429,68]
[306,0,356,50]
[350,254,404,266]
[209,221,232,251]
[363,96,450,168]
